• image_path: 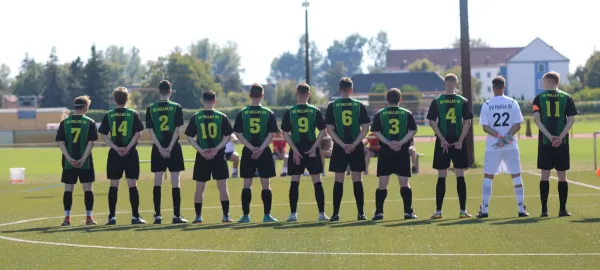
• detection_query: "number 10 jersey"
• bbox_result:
[479,95,524,151]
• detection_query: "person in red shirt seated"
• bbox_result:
[364,132,381,175]
[273,132,289,176]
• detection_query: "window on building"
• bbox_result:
[487,86,492,92]
[475,72,480,79]
[487,72,491,78]
[538,63,545,73]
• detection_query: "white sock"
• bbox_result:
[86,210,92,217]
[481,178,493,213]
[232,168,238,173]
[513,176,525,212]
[283,167,287,173]
[65,210,71,217]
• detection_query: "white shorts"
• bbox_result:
[483,148,522,175]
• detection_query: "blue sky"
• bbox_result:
[2,0,598,84]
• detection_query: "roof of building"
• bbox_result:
[386,47,523,70]
[507,37,569,63]
[329,72,444,98]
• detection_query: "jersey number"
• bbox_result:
[200,123,218,139]
[298,117,309,133]
[159,115,169,131]
[71,128,81,143]
[389,119,400,135]
[492,113,510,127]
[342,110,352,126]
[111,121,128,137]
[545,101,560,117]
[445,108,456,124]
[250,118,260,134]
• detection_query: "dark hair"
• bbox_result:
[543,71,560,84]
[297,83,310,94]
[444,73,458,82]
[74,95,91,109]
[492,76,506,90]
[338,77,353,91]
[249,83,264,98]
[386,88,401,103]
[202,90,216,101]
[158,80,172,95]
[113,87,129,105]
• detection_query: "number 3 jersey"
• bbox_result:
[233,106,280,147]
[426,94,474,143]
[281,104,326,153]
[479,95,524,151]
[324,98,371,144]
[184,110,233,153]
[145,100,184,148]
[98,108,145,147]
[370,106,418,152]
[55,114,99,170]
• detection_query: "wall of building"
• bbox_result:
[506,62,535,100]
[472,66,501,99]
[549,62,570,86]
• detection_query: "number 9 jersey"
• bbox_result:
[479,96,524,151]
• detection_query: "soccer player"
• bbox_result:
[234,83,280,223]
[532,71,577,217]
[325,77,371,221]
[146,80,188,224]
[225,134,240,178]
[280,83,329,222]
[99,87,146,225]
[427,73,473,219]
[320,131,333,176]
[273,132,289,176]
[364,132,380,175]
[371,88,418,220]
[56,96,99,226]
[185,91,234,224]
[477,77,528,218]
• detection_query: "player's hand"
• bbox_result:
[118,147,128,157]
[551,136,562,147]
[74,159,85,168]
[206,149,218,160]
[305,147,317,158]
[159,147,171,159]
[345,143,357,154]
[453,141,463,150]
[293,151,303,165]
[251,148,264,160]
[440,139,450,153]
[67,157,78,168]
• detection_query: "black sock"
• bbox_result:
[195,203,202,217]
[108,186,118,218]
[457,176,467,211]
[558,181,569,212]
[153,186,161,216]
[289,181,300,213]
[540,181,550,212]
[241,188,252,215]
[172,187,181,217]
[436,177,446,211]
[63,191,73,212]
[332,181,344,216]
[400,187,413,213]
[84,191,94,212]
[221,200,230,216]
[375,189,388,214]
[353,181,365,215]
[262,189,273,214]
[129,187,140,218]
[314,182,325,213]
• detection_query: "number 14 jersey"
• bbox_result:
[479,95,523,151]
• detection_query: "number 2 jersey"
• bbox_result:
[98,108,145,148]
[281,104,326,153]
[55,115,99,170]
[145,100,184,148]
[532,90,578,145]
[324,98,371,144]
[184,110,234,154]
[426,94,474,143]
[233,106,279,147]
[479,96,523,151]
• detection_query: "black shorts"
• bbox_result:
[151,143,185,173]
[193,152,229,182]
[61,168,95,184]
[432,139,468,170]
[537,144,570,171]
[240,147,276,178]
[377,148,411,177]
[288,148,323,175]
[107,148,140,180]
[329,143,366,173]
[225,152,234,160]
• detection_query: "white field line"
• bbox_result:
[526,171,600,191]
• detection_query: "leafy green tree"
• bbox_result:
[12,54,45,96]
[368,31,390,73]
[65,57,86,100]
[140,57,167,108]
[84,45,110,109]
[324,61,348,93]
[400,84,421,102]
[270,51,303,82]
[450,37,490,49]
[407,59,438,72]
[166,52,223,108]
[0,63,11,94]
[325,34,368,76]
[583,51,600,88]
[41,47,67,107]
[270,35,325,86]
[572,87,600,101]
[371,83,387,93]
[125,47,145,84]
[275,80,298,106]
[189,39,243,91]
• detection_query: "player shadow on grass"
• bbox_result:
[273,221,328,230]
[571,218,600,223]
[22,196,56,199]
[1,226,56,234]
[230,222,284,230]
[329,221,376,228]
[489,217,547,225]
[383,219,446,227]
[135,224,189,232]
[183,223,233,231]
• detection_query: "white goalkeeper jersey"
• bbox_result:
[479,95,524,151]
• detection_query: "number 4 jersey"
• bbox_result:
[426,94,474,143]
[479,95,524,151]
[98,108,145,147]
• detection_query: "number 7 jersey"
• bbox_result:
[479,95,524,151]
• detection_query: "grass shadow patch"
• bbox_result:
[274,221,328,230]
[230,222,284,230]
[183,223,233,231]
[571,218,600,223]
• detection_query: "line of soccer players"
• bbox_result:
[56,71,576,226]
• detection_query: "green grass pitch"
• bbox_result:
[1,138,600,269]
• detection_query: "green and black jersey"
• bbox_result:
[55,115,99,170]
[281,104,326,153]
[324,98,371,144]
[233,106,279,147]
[145,100,184,148]
[185,110,234,152]
[370,106,418,148]
[426,94,473,143]
[532,90,578,145]
[98,108,144,147]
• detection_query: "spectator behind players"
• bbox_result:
[364,132,381,175]
[225,133,240,178]
[273,132,289,176]
[320,130,333,176]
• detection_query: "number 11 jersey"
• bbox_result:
[479,95,523,151]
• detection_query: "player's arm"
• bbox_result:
[282,132,299,154]
[310,129,327,152]
[533,112,554,140]
[125,113,144,151]
[398,113,418,146]
[78,141,95,165]
[77,123,98,166]
[165,106,184,152]
[351,104,371,147]
[326,125,346,146]
[101,134,119,150]
[98,115,120,151]
[426,100,447,142]
[230,133,239,144]
[324,103,347,147]
[457,118,472,144]
[558,96,577,141]
[428,120,446,141]
[146,107,166,151]
[260,112,278,152]
[235,132,255,149]
[214,117,233,152]
[57,142,75,162]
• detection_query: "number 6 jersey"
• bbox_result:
[479,95,523,151]
[426,94,474,143]
[324,98,371,144]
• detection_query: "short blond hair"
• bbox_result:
[542,71,560,85]
[74,95,91,109]
[444,73,458,82]
[113,87,129,105]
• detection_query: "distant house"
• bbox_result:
[500,38,569,100]
[335,72,445,99]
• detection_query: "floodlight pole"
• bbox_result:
[460,0,475,167]
[303,0,310,85]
